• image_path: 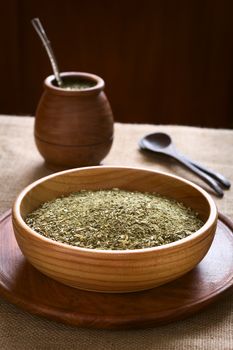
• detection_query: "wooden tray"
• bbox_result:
[0,210,233,330]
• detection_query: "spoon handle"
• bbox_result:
[175,154,224,197]
[31,18,62,87]
[181,155,231,189]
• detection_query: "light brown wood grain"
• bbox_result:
[12,167,218,293]
[35,72,114,170]
[1,211,233,328]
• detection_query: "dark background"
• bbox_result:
[1,0,233,128]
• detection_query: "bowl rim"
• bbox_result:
[12,166,218,255]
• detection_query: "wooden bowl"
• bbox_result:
[12,166,218,293]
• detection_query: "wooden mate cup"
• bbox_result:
[34,72,114,170]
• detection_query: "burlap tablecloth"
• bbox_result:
[0,115,232,350]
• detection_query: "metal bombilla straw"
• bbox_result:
[31,18,63,87]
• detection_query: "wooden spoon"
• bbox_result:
[139,132,230,197]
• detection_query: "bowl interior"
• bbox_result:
[18,167,211,226]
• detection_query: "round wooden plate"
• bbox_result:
[0,210,233,330]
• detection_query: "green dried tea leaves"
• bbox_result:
[60,79,96,90]
[25,189,204,250]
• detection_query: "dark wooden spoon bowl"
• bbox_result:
[140,132,231,197]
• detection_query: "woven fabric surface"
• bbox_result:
[0,116,232,350]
